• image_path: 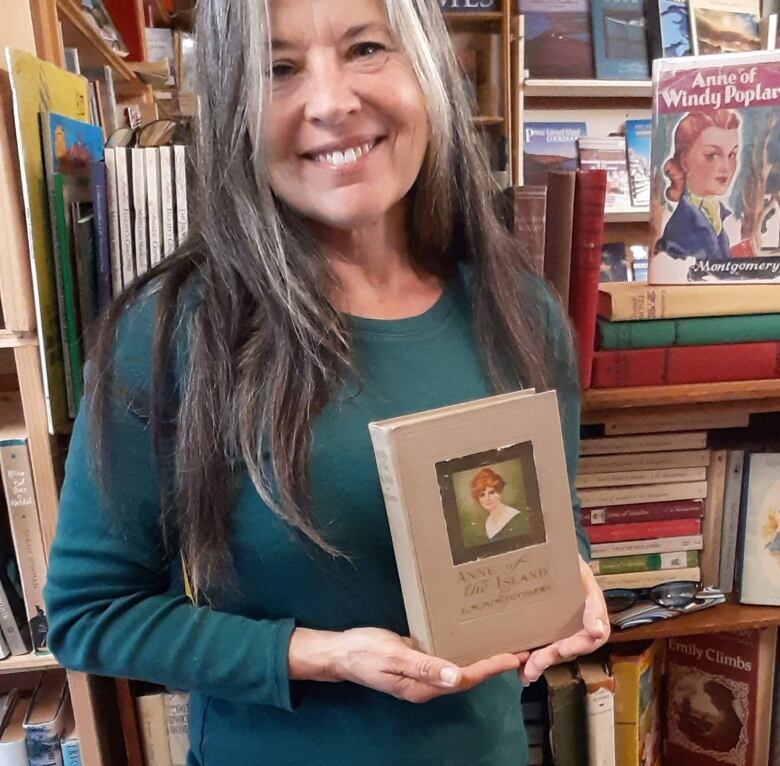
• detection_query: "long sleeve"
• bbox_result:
[43,293,296,709]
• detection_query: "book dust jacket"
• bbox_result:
[649,51,780,284]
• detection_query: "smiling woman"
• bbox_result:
[42,1,607,765]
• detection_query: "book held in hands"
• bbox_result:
[368,389,584,665]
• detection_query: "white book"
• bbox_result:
[575,466,707,490]
[114,149,136,288]
[164,692,189,766]
[577,660,616,766]
[0,692,30,766]
[580,432,708,456]
[595,566,700,590]
[103,149,123,295]
[718,450,745,594]
[173,145,188,245]
[131,148,149,277]
[135,693,172,766]
[579,480,708,509]
[145,148,163,268]
[579,449,711,475]
[590,534,704,559]
[159,147,176,257]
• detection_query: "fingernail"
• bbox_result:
[440,666,459,686]
[596,619,606,637]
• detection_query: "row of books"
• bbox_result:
[518,0,773,82]
[133,687,189,766]
[0,672,80,766]
[526,629,779,766]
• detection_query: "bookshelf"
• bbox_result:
[523,79,653,99]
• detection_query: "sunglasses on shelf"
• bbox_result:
[603,580,715,614]
[106,119,189,149]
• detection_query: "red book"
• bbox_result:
[103,0,147,61]
[664,629,777,766]
[585,517,701,544]
[582,499,704,526]
[567,170,607,390]
[591,342,780,388]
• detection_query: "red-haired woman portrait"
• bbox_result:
[655,109,740,263]
[471,467,530,542]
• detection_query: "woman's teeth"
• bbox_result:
[313,140,376,166]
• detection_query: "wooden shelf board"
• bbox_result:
[524,79,653,98]
[0,652,59,675]
[0,330,36,349]
[472,115,504,126]
[609,602,780,643]
[444,11,503,29]
[604,208,649,223]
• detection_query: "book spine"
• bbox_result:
[145,148,162,268]
[135,694,173,766]
[595,565,700,590]
[580,431,707,456]
[60,740,81,766]
[26,728,63,766]
[592,343,780,388]
[0,440,49,653]
[131,148,148,277]
[0,630,9,658]
[590,534,702,558]
[584,684,616,766]
[585,517,702,544]
[575,466,707,490]
[0,577,31,655]
[700,450,727,588]
[718,450,745,594]
[103,149,123,296]
[543,171,576,305]
[567,169,607,389]
[545,668,588,766]
[589,550,699,575]
[159,147,176,258]
[88,161,112,313]
[163,692,189,766]
[173,145,189,246]
[579,448,711,474]
[578,480,707,509]
[582,499,704,526]
[114,148,136,288]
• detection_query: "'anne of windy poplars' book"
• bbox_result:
[649,50,780,285]
[368,389,584,666]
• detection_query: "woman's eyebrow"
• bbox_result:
[271,23,387,52]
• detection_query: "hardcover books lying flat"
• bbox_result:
[369,390,584,665]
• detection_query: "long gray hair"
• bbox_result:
[91,0,571,600]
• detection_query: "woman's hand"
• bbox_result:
[289,626,529,703]
[518,555,610,685]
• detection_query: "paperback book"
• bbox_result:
[591,0,651,80]
[523,122,587,186]
[689,0,761,55]
[645,0,692,59]
[649,51,780,284]
[625,119,652,207]
[578,137,632,211]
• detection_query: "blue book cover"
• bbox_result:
[625,118,652,206]
[591,0,650,80]
[646,0,691,59]
[60,739,81,766]
[89,161,112,313]
[522,121,587,185]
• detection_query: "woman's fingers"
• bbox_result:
[394,646,463,689]
[519,631,603,685]
[460,653,521,689]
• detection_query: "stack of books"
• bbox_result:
[592,283,780,388]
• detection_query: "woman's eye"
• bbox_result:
[351,41,386,59]
[271,61,296,80]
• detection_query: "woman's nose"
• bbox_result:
[303,57,361,126]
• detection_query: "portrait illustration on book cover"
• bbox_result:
[649,51,780,284]
[436,441,546,566]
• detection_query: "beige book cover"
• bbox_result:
[135,692,173,766]
[579,449,711,475]
[369,389,584,665]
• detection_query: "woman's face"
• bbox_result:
[683,126,739,198]
[263,0,430,231]
[477,486,501,514]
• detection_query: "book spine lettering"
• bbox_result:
[0,577,31,655]
[578,449,711,474]
[174,145,188,245]
[114,149,135,287]
[582,499,704,526]
[595,565,700,590]
[578,480,707,509]
[585,517,702,544]
[575,466,707,490]
[589,550,698,575]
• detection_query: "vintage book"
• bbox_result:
[522,122,586,187]
[737,452,780,605]
[598,283,780,320]
[59,703,81,766]
[130,147,149,277]
[23,672,68,766]
[590,549,699,575]
[591,342,780,388]
[665,629,777,766]
[568,169,608,389]
[145,148,163,268]
[645,0,692,59]
[576,466,707,490]
[0,501,32,656]
[577,137,632,211]
[543,171,576,304]
[597,313,780,349]
[502,186,547,275]
[81,65,118,136]
[581,431,707,456]
[582,498,705,525]
[113,148,136,287]
[368,390,584,664]
[689,0,761,55]
[591,0,651,80]
[164,692,189,766]
[579,449,711,474]
[700,450,727,587]
[135,691,173,766]
[596,564,700,589]
[173,144,189,245]
[591,533,703,558]
[579,480,708,509]
[102,148,123,295]
[0,396,49,654]
[625,119,651,207]
[0,690,30,765]
[6,49,89,433]
[585,517,702,544]
[577,659,616,766]
[544,663,587,766]
[718,450,745,594]
[159,146,176,258]
[517,0,594,79]
[610,640,664,766]
[89,160,112,313]
[603,408,749,435]
[649,51,780,284]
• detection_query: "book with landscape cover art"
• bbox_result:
[523,122,587,186]
[368,390,584,665]
[649,50,780,284]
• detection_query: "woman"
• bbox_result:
[43,1,608,764]
[656,109,741,263]
[471,467,529,541]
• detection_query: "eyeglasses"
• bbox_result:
[106,119,189,149]
[603,580,704,614]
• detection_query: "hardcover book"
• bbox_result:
[368,390,584,664]
[543,171,577,304]
[577,137,632,211]
[522,122,586,186]
[544,663,588,766]
[0,690,30,766]
[23,672,68,766]
[576,660,616,766]
[625,119,652,207]
[645,0,692,59]
[591,0,651,81]
[689,0,761,55]
[649,51,780,284]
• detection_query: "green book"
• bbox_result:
[590,550,699,576]
[597,313,780,350]
[544,662,587,766]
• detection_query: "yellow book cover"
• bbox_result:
[6,49,88,434]
[610,639,664,766]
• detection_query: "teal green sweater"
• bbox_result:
[43,274,588,766]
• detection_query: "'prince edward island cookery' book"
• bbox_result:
[649,50,780,284]
[369,389,584,665]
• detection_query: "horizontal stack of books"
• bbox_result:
[592,283,780,388]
